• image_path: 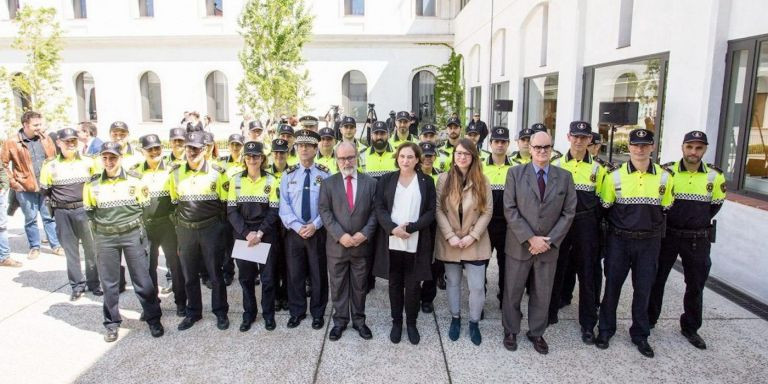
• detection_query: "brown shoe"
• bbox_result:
[53,247,65,256]
[503,333,517,351]
[28,248,40,260]
[0,258,23,268]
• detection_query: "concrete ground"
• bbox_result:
[1,212,767,384]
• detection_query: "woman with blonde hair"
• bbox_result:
[435,138,493,345]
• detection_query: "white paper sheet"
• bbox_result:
[231,240,271,264]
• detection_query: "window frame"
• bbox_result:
[205,70,229,123]
[342,70,368,122]
[139,71,163,123]
[344,0,364,16]
[490,81,510,129]
[415,0,436,17]
[412,70,436,124]
[72,0,87,19]
[138,0,154,18]
[522,71,559,133]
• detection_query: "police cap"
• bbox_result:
[185,132,205,148]
[295,129,320,146]
[530,123,547,133]
[490,126,510,141]
[110,121,129,132]
[683,130,708,145]
[591,132,603,145]
[569,121,592,136]
[420,124,437,135]
[100,141,122,156]
[419,142,437,156]
[341,116,356,126]
[319,127,336,138]
[446,117,461,127]
[57,128,78,141]
[228,134,245,144]
[299,115,319,127]
[139,134,162,149]
[371,121,388,133]
[248,120,263,131]
[518,128,535,140]
[628,129,654,145]
[278,124,295,137]
[169,127,186,140]
[396,111,410,122]
[243,141,264,156]
[271,139,289,152]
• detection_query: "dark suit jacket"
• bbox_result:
[372,170,436,282]
[318,172,378,258]
[503,162,577,263]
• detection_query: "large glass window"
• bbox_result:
[75,72,97,122]
[583,55,668,164]
[140,71,163,122]
[412,70,435,124]
[206,0,222,16]
[416,0,435,17]
[342,70,367,122]
[491,81,510,128]
[72,0,87,19]
[206,71,229,123]
[139,0,154,17]
[523,74,558,136]
[345,0,364,16]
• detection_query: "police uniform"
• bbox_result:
[597,129,674,356]
[278,125,299,166]
[83,141,163,341]
[418,142,444,311]
[167,132,230,330]
[134,134,187,316]
[648,131,725,349]
[547,122,608,337]
[39,128,100,299]
[420,124,451,172]
[227,141,281,331]
[315,127,338,173]
[278,130,331,328]
[164,128,188,167]
[299,115,319,131]
[269,138,290,309]
[220,134,246,178]
[359,121,397,179]
[389,111,416,147]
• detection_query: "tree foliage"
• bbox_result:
[433,49,465,128]
[237,0,313,122]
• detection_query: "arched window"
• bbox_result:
[342,70,367,121]
[139,71,163,122]
[11,73,30,112]
[205,71,229,123]
[75,72,97,121]
[412,70,436,124]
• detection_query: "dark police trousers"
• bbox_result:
[420,224,441,304]
[54,207,99,291]
[487,219,507,304]
[95,227,162,329]
[648,233,711,332]
[549,211,600,330]
[176,220,229,318]
[598,232,660,340]
[285,229,328,319]
[275,226,288,303]
[146,217,186,307]
[236,233,277,322]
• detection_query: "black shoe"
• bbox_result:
[223,275,234,287]
[287,314,306,328]
[104,328,118,343]
[503,333,518,351]
[527,334,549,355]
[421,302,434,314]
[312,317,325,330]
[216,315,230,330]
[595,333,610,349]
[329,325,345,341]
[407,325,420,345]
[581,328,595,345]
[548,315,559,325]
[175,305,187,318]
[70,289,84,302]
[149,322,164,338]
[436,275,446,290]
[632,338,655,358]
[239,318,254,332]
[177,316,201,331]
[353,324,373,340]
[681,329,707,350]
[390,322,403,344]
[90,287,103,296]
[264,317,276,331]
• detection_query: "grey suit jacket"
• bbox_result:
[503,162,577,262]
[319,172,378,258]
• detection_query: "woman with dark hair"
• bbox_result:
[435,138,493,345]
[373,142,436,345]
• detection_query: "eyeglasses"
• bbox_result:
[454,151,472,158]
[531,145,552,152]
[337,156,356,163]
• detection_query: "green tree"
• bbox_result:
[0,6,70,133]
[433,49,465,128]
[237,0,313,123]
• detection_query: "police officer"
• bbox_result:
[482,127,514,308]
[227,141,281,332]
[648,131,725,350]
[386,110,397,135]
[279,129,331,330]
[165,128,187,167]
[547,121,607,343]
[418,141,444,313]
[419,123,450,171]
[510,128,534,165]
[39,128,100,300]
[465,124,490,162]
[316,127,338,173]
[441,117,462,168]
[167,132,230,331]
[269,139,290,177]
[83,141,164,342]
[135,134,187,317]
[202,131,218,164]
[590,132,616,172]
[269,138,290,311]
[390,111,416,146]
[278,125,299,166]
[359,121,397,179]
[247,120,265,143]
[337,116,366,153]
[299,115,320,132]
[109,121,142,170]
[221,134,246,178]
[597,128,674,358]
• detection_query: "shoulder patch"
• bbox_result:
[706,163,723,174]
[211,163,225,173]
[550,152,563,161]
[130,163,141,170]
[126,170,143,179]
[168,163,181,173]
[315,163,330,173]
[285,164,300,174]
[660,164,675,177]
[222,181,230,192]
[90,173,101,182]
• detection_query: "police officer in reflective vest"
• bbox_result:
[510,128,534,165]
[482,126,514,307]
[597,128,674,358]
[648,131,726,350]
[39,128,100,301]
[464,124,490,162]
[359,121,397,180]
[278,125,299,166]
[220,133,247,287]
[390,111,417,147]
[547,121,607,343]
[227,141,281,332]
[165,127,187,167]
[419,124,450,172]
[83,141,164,342]
[134,134,186,317]
[442,117,462,169]
[167,132,230,331]
[316,127,338,173]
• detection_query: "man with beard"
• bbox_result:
[390,111,417,147]
[441,117,462,171]
[359,121,397,179]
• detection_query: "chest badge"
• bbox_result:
[142,186,149,198]
[590,174,597,183]
[264,185,271,194]
[659,185,666,195]
[210,182,217,192]
[706,183,713,193]
[315,175,322,186]
[222,181,230,192]
[129,186,136,196]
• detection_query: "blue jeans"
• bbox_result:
[0,190,9,261]
[16,191,60,250]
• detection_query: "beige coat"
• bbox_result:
[435,172,493,263]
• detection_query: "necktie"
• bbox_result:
[346,175,355,212]
[537,169,546,202]
[302,169,311,222]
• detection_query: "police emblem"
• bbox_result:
[210,182,217,192]
[496,128,504,135]
[315,175,323,185]
[590,174,597,183]
[693,131,703,138]
[129,186,136,196]
[142,186,149,198]
[264,185,271,194]
[223,181,230,192]
[578,122,586,130]
[720,183,726,193]
[659,185,666,195]
[637,130,648,138]
[706,183,713,193]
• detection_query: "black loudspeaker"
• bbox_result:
[494,99,514,112]
[599,102,639,125]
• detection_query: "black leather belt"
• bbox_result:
[609,226,662,239]
[173,214,222,230]
[93,218,142,235]
[667,227,709,239]
[50,201,84,209]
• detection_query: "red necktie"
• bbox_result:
[346,175,354,211]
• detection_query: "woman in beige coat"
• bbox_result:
[435,138,493,346]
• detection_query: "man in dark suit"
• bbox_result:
[318,142,378,341]
[502,131,576,355]
[77,121,103,155]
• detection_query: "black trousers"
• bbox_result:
[95,227,161,329]
[420,224,441,304]
[222,222,236,278]
[147,217,185,307]
[285,229,328,319]
[488,219,507,303]
[389,250,420,326]
[598,233,660,340]
[176,221,229,318]
[275,226,288,302]
[549,212,600,330]
[236,234,277,322]
[54,207,98,291]
[648,234,711,332]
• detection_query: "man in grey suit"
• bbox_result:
[502,132,577,354]
[318,141,378,341]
